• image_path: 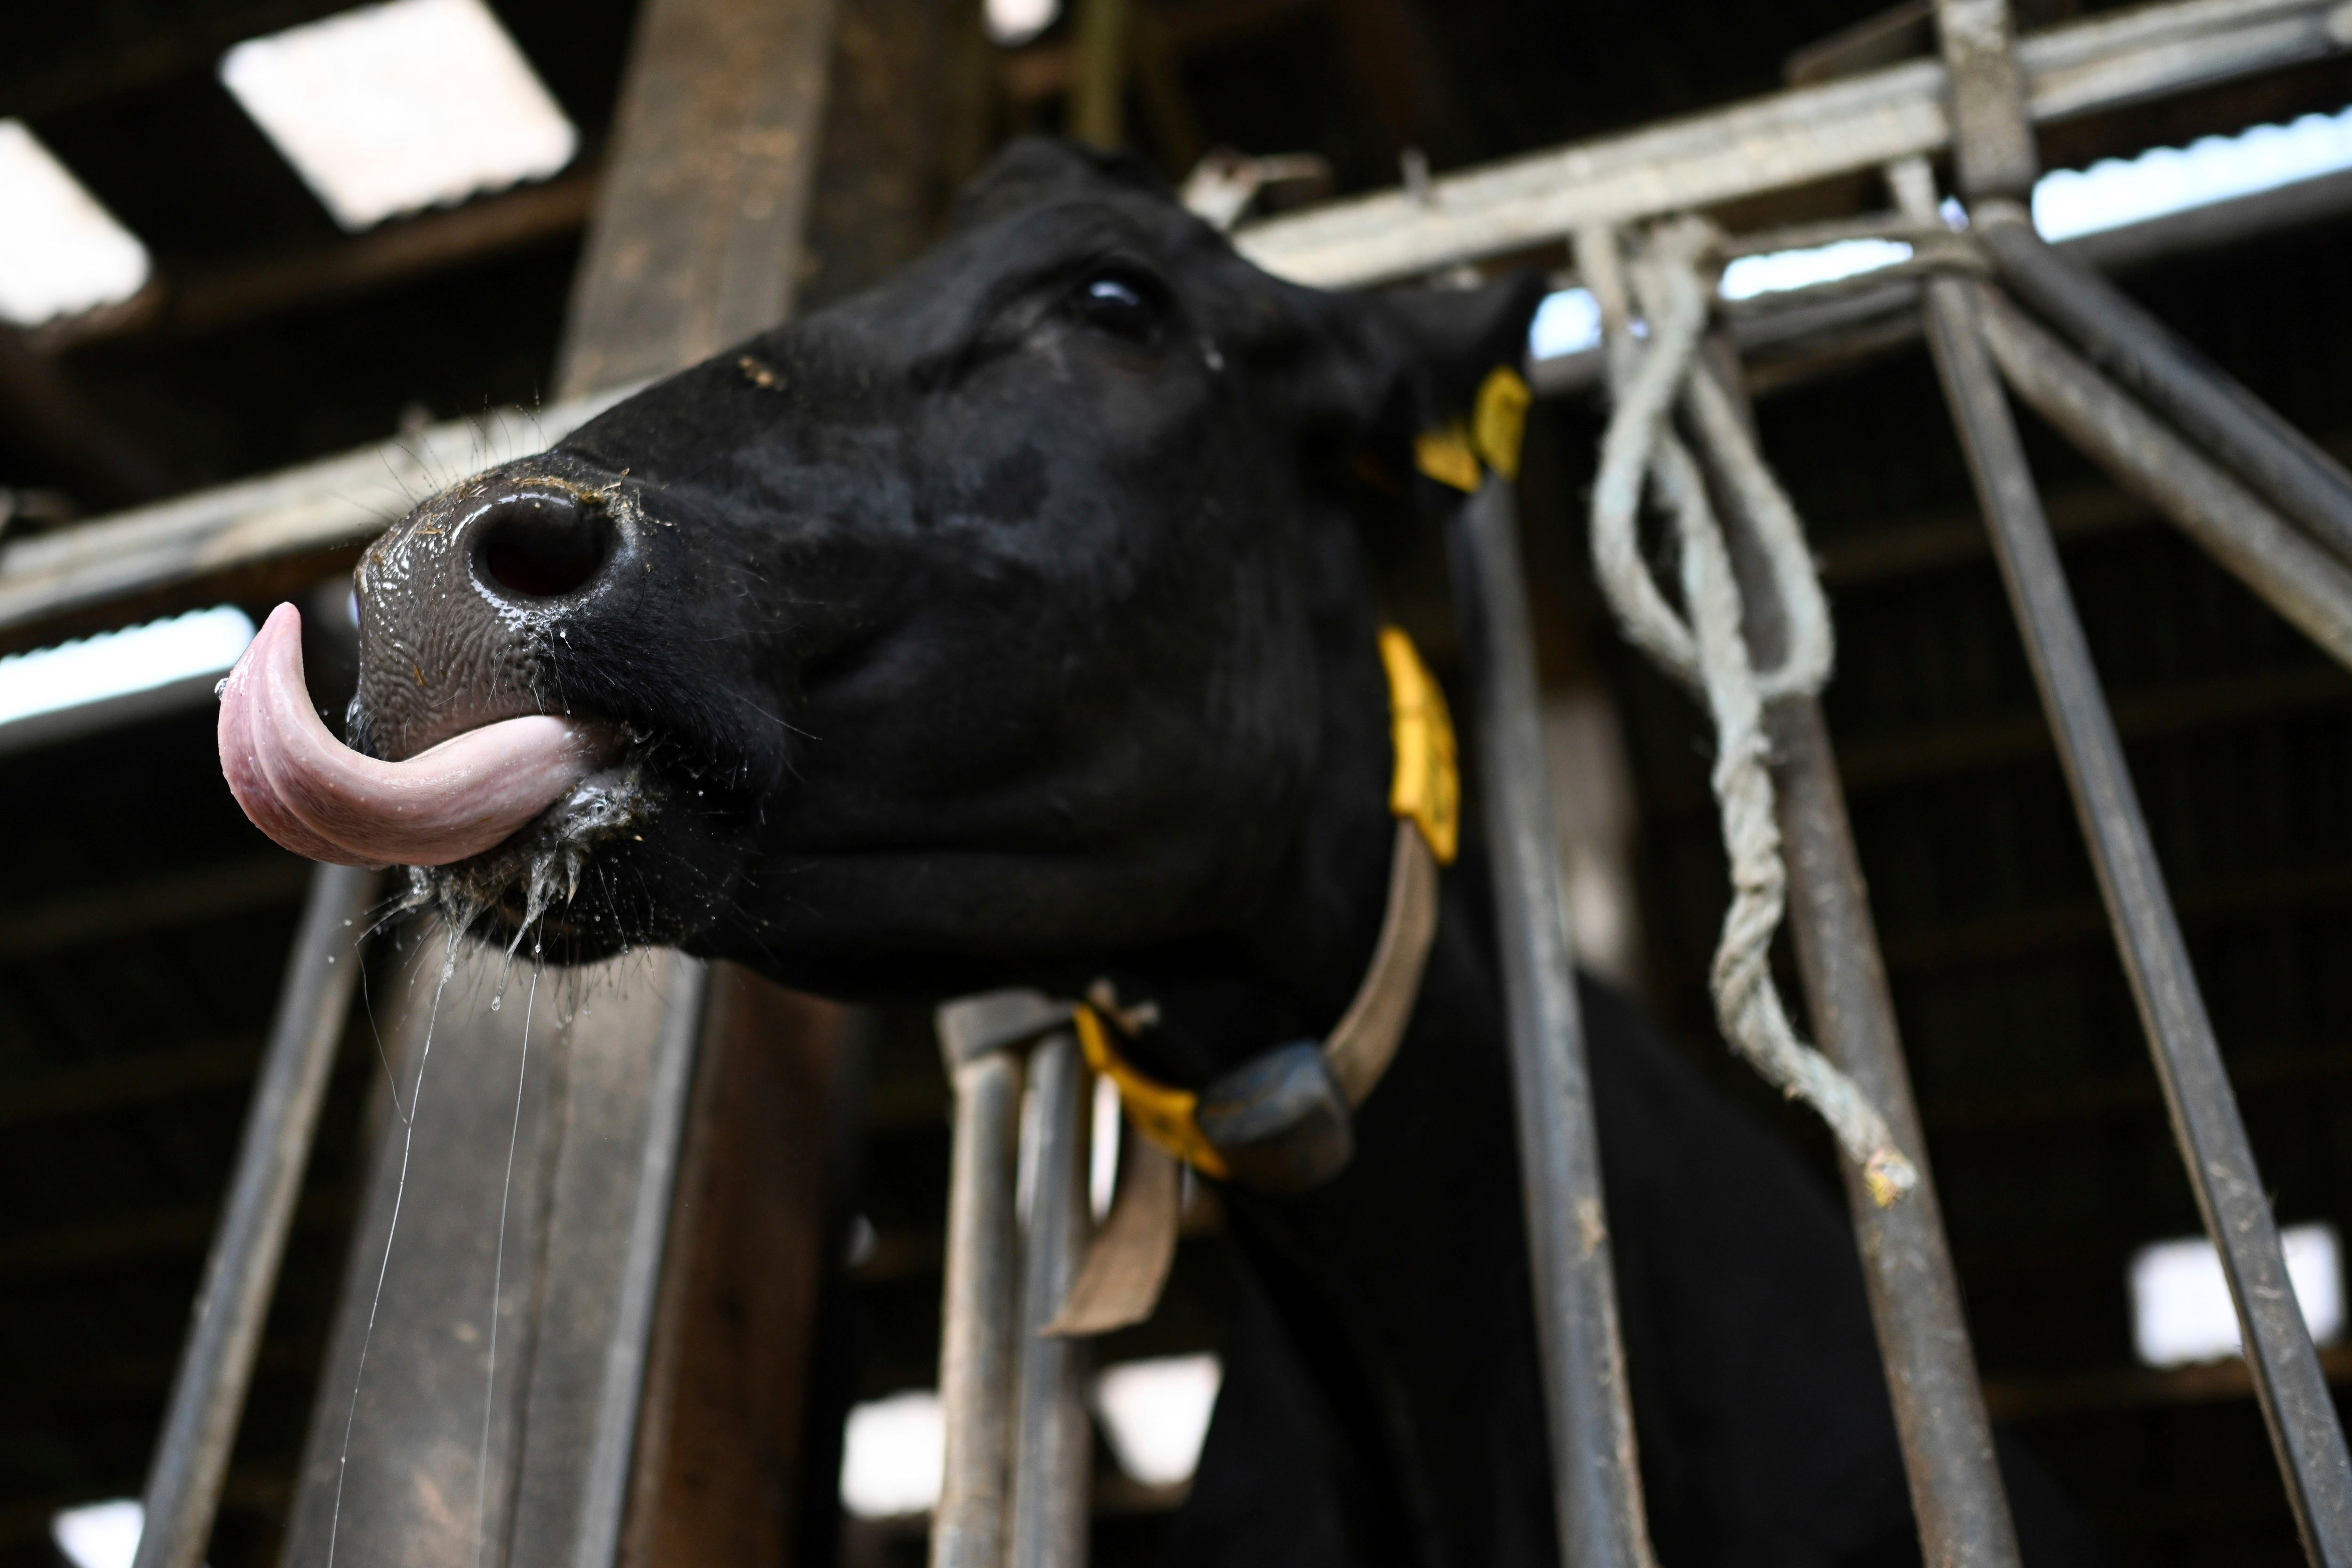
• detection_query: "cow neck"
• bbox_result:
[1077,625,1458,1187]
[1024,626,1456,1338]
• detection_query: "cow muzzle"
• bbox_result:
[221,464,643,868]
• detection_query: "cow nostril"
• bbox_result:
[472,490,613,600]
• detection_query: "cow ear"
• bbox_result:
[1268,269,1546,488]
[1372,270,1549,440]
[954,136,1173,231]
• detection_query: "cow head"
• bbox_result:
[224,140,1539,1015]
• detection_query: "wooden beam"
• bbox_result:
[555,0,840,397]
[0,0,348,121]
[29,172,601,354]
[0,385,633,652]
[0,857,311,959]
[620,973,846,1568]
[278,1,845,1564]
[0,1188,350,1280]
[0,1040,265,1129]
[998,0,1321,105]
[1984,1345,2352,1423]
[0,326,175,507]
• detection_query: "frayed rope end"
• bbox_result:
[1863,1146,1918,1208]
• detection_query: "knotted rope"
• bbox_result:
[1583,216,1917,1206]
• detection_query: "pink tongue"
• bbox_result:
[218,602,617,867]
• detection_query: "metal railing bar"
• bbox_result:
[1694,344,2022,1568]
[1533,159,2352,404]
[1922,269,2352,1568]
[1233,0,2352,288]
[1975,204,2352,567]
[130,861,379,1568]
[1445,472,1657,1568]
[1006,1030,1093,1568]
[1975,283,2352,670]
[933,1061,1023,1568]
[1773,694,2025,1567]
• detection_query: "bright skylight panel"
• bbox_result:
[2129,1221,2344,1368]
[220,0,577,231]
[1093,1354,1221,1486]
[0,121,151,326]
[2036,103,2352,242]
[1718,237,1913,302]
[841,1390,945,1518]
[52,1500,143,1568]
[1530,287,1602,360]
[0,606,255,730]
[986,0,1060,46]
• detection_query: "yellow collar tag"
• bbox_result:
[1074,1005,1231,1179]
[1412,365,1532,491]
[1378,627,1459,864]
[1080,627,1458,1175]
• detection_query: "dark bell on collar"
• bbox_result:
[1197,1041,1355,1194]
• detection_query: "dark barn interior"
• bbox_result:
[7,0,2352,1565]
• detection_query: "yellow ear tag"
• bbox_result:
[1413,422,1482,492]
[1474,366,1531,481]
[1075,1005,1231,1178]
[1379,627,1459,864]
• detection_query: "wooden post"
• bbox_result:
[555,0,839,398]
[281,0,842,1564]
[1068,0,1129,150]
[621,974,847,1568]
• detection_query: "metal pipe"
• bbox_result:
[1692,343,2023,1568]
[1445,473,1657,1568]
[132,862,380,1568]
[1779,697,2025,1568]
[1007,1031,1093,1568]
[1975,285,2352,672]
[1933,0,2039,199]
[1974,202,2352,567]
[1923,270,2352,1568]
[932,1045,1026,1568]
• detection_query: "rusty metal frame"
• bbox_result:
[1912,0,2352,1558]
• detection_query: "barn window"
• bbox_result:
[841,1389,946,1519]
[2130,1221,2345,1368]
[2036,101,2352,241]
[0,606,254,742]
[218,0,577,232]
[1092,1354,1222,1487]
[0,121,150,327]
[50,1499,144,1568]
[1720,238,1916,301]
[1530,288,1603,361]
[985,0,1059,47]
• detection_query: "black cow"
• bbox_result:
[222,140,2103,1568]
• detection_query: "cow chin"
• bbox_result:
[402,755,748,963]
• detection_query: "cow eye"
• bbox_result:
[1067,271,1163,344]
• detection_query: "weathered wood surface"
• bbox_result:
[278,0,844,1565]
[554,0,839,398]
[620,971,846,1568]
[278,943,697,1568]
[0,389,631,651]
